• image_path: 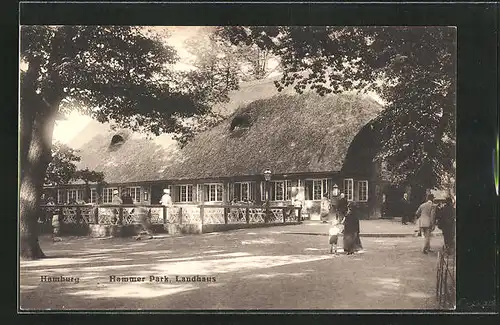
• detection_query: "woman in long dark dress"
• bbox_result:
[342,203,360,255]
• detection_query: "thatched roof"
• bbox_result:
[164,92,383,180]
[214,75,296,116]
[67,77,383,184]
[67,120,180,184]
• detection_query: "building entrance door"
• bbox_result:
[151,184,167,205]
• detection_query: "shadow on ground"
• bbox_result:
[20,231,444,310]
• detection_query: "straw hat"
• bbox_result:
[163,189,170,194]
[113,190,119,195]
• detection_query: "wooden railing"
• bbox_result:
[436,246,456,309]
[39,204,302,226]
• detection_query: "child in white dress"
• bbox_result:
[328,219,343,254]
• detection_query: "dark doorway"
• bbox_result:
[151,184,167,205]
[384,185,405,218]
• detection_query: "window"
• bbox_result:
[261,180,298,202]
[57,189,65,204]
[272,180,292,201]
[203,183,223,202]
[67,189,83,203]
[343,179,354,201]
[111,134,124,145]
[305,179,329,200]
[230,114,251,131]
[90,188,98,203]
[358,180,368,202]
[123,187,141,203]
[233,182,253,202]
[102,188,117,204]
[272,181,285,201]
[175,185,193,202]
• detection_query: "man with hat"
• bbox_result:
[111,189,123,224]
[160,188,173,222]
[415,193,437,254]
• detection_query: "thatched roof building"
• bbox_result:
[51,77,391,220]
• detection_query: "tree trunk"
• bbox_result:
[20,100,57,260]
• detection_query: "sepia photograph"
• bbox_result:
[19,25,456,310]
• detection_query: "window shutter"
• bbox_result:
[226,183,233,202]
[196,184,201,202]
[249,182,254,201]
[203,185,209,202]
[233,183,239,201]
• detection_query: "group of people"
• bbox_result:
[321,193,363,256]
[116,188,173,240]
[394,191,455,255]
[415,193,456,255]
[328,201,363,255]
[322,191,456,256]
[46,188,175,241]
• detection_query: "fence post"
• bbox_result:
[224,207,228,224]
[245,207,250,224]
[76,206,81,223]
[282,207,286,223]
[76,206,82,230]
[199,204,205,225]
[298,208,302,223]
[94,206,99,224]
[179,207,183,224]
[116,207,122,225]
[436,251,441,306]
[163,206,167,224]
[200,205,204,225]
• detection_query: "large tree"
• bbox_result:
[217,26,456,197]
[20,26,209,259]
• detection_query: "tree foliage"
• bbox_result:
[45,141,104,186]
[21,26,210,136]
[217,26,456,189]
[44,141,80,186]
[186,27,280,82]
[45,142,105,202]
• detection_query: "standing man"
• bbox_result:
[436,196,456,254]
[290,187,303,220]
[111,189,123,225]
[415,194,437,254]
[401,193,412,225]
[160,188,173,222]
